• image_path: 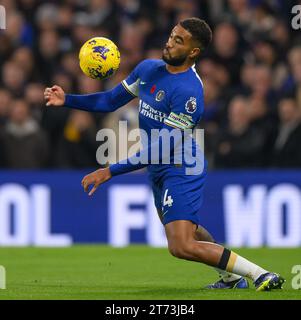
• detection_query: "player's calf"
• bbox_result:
[168,241,199,260]
[167,238,221,265]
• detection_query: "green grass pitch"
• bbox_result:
[0,246,300,300]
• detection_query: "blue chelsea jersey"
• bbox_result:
[121,59,205,176]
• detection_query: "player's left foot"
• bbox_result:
[254,272,285,291]
[205,277,249,289]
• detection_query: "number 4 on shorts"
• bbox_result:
[163,189,173,207]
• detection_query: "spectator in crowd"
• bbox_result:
[214,96,267,168]
[11,46,37,81]
[0,99,49,168]
[36,29,62,83]
[285,46,301,108]
[247,93,277,166]
[208,22,244,86]
[2,61,27,97]
[24,82,45,121]
[271,98,301,168]
[249,64,277,109]
[55,110,99,168]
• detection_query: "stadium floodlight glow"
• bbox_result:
[0,5,6,30]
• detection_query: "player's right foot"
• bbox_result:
[205,277,249,289]
[254,272,285,291]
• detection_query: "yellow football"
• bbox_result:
[79,37,121,80]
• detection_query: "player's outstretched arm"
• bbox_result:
[81,167,112,196]
[44,83,135,112]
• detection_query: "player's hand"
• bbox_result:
[44,85,65,107]
[81,167,112,196]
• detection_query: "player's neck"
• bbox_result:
[165,62,194,74]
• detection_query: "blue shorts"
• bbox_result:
[149,168,207,226]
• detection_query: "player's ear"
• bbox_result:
[189,47,200,60]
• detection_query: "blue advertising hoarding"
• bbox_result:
[0,170,301,247]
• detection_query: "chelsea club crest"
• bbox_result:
[185,97,197,113]
[156,90,165,102]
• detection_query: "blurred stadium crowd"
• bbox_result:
[0,0,301,169]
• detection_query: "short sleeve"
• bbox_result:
[164,86,204,130]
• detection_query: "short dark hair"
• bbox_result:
[179,17,212,53]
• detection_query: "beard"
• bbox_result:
[162,50,187,66]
